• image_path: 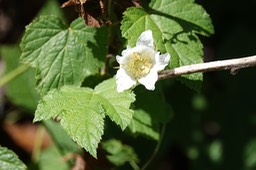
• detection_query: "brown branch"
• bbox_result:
[158,55,256,80]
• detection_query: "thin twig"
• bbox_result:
[140,124,166,170]
[158,55,256,80]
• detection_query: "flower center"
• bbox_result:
[125,52,153,79]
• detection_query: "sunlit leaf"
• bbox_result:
[121,0,214,91]
[0,146,26,170]
[34,78,135,157]
[34,86,104,157]
[20,16,107,95]
[95,78,135,130]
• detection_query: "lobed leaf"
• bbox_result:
[34,86,104,157]
[0,146,26,170]
[20,16,107,95]
[34,78,135,157]
[121,0,214,90]
[95,78,135,130]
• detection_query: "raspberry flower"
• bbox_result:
[116,30,170,92]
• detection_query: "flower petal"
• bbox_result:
[116,55,123,64]
[155,53,171,71]
[138,70,158,90]
[136,30,154,49]
[121,46,132,56]
[116,68,137,92]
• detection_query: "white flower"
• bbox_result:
[116,30,170,92]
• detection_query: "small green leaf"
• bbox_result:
[0,146,26,170]
[102,139,138,166]
[34,86,104,157]
[95,78,135,130]
[121,0,214,90]
[20,16,107,95]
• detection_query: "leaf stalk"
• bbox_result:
[0,65,29,88]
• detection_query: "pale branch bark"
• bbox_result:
[158,55,256,80]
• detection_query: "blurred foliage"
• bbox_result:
[0,45,39,111]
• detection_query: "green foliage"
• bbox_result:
[129,86,172,140]
[244,139,256,168]
[121,0,214,90]
[34,78,135,157]
[38,145,70,170]
[20,16,108,95]
[0,146,26,170]
[102,139,138,166]
[0,0,216,167]
[0,45,39,110]
[43,120,81,155]
[94,78,135,130]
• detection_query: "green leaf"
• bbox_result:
[102,139,138,166]
[43,120,81,155]
[121,0,214,90]
[34,86,105,157]
[34,78,135,157]
[0,45,39,110]
[129,109,160,140]
[95,78,135,130]
[38,0,65,20]
[0,146,26,170]
[150,0,214,36]
[20,16,108,95]
[129,85,172,140]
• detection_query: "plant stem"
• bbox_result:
[158,55,256,80]
[129,160,140,170]
[0,65,29,87]
[140,124,166,170]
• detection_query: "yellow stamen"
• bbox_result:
[125,52,153,79]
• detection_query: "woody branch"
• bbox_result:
[158,55,256,80]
